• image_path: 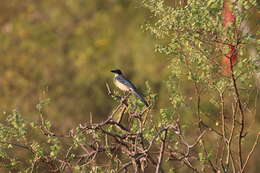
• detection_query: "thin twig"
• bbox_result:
[155,129,167,173]
[241,133,260,172]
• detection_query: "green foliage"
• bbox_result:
[0,111,26,147]
[73,127,87,147]
[143,0,258,123]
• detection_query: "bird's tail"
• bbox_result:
[131,89,149,107]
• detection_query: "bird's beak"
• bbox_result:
[111,70,116,73]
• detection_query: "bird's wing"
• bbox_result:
[116,75,137,90]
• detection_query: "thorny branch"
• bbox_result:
[28,84,208,172]
[1,82,259,173]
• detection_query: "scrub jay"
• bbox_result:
[111,69,148,107]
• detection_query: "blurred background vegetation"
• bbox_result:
[0,0,169,130]
[0,0,259,172]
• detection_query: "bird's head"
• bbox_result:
[111,69,122,75]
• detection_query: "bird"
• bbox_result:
[111,69,149,107]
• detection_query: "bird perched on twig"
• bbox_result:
[111,69,149,107]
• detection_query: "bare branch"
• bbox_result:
[155,129,167,173]
[241,133,260,172]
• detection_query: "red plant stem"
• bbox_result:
[222,0,237,75]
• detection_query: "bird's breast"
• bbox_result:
[114,79,130,91]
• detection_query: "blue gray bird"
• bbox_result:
[111,69,149,107]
